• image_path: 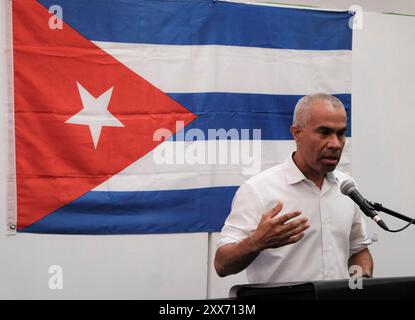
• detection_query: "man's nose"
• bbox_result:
[327,134,343,149]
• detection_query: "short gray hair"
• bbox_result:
[292,93,345,127]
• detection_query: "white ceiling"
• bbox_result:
[247,0,415,15]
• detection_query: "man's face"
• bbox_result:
[292,101,347,177]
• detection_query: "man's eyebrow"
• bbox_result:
[316,126,347,132]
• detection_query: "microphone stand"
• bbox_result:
[370,202,415,226]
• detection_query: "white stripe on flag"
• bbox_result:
[93,42,351,95]
[94,139,352,191]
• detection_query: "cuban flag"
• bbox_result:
[9,0,353,234]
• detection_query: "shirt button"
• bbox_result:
[323,247,332,254]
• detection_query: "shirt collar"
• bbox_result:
[285,153,307,185]
[284,152,338,185]
[326,171,338,184]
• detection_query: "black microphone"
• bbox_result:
[340,180,389,231]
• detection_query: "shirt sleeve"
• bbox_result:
[349,205,373,257]
[217,182,265,248]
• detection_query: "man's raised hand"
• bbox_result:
[249,202,310,251]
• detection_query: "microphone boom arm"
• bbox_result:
[370,202,415,226]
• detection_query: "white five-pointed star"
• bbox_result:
[66,82,124,149]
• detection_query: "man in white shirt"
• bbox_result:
[214,93,373,283]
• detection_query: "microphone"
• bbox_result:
[340,180,389,231]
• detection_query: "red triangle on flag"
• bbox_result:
[13,0,197,229]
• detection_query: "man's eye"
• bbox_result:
[338,131,346,137]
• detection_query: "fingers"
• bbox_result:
[259,204,310,250]
[268,231,306,249]
[282,233,305,246]
[274,210,302,225]
[281,220,310,239]
[258,215,309,249]
[279,216,308,232]
[266,202,283,219]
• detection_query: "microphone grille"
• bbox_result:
[340,180,356,195]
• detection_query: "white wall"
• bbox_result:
[352,12,415,277]
[0,233,209,299]
[1,1,415,299]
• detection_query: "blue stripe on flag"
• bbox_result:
[38,0,353,50]
[168,93,351,140]
[20,187,238,234]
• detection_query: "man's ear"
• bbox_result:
[290,125,302,143]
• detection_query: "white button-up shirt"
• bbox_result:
[218,154,372,284]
